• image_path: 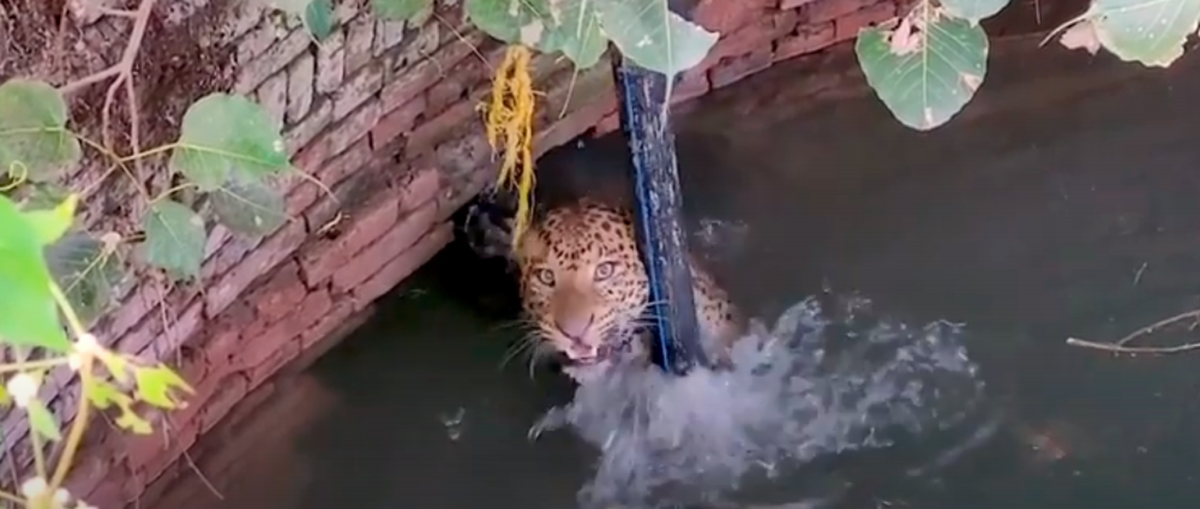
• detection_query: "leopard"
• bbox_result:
[462,196,748,383]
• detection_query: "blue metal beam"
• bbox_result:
[611,1,709,375]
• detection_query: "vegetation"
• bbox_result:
[0,0,1191,506]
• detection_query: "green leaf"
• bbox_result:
[939,0,1010,24]
[464,0,552,46]
[595,0,717,78]
[13,180,71,211]
[133,364,194,410]
[856,9,988,131]
[542,0,609,69]
[21,194,78,247]
[0,195,70,351]
[141,199,206,281]
[46,232,126,326]
[1067,0,1200,67]
[0,79,81,182]
[211,177,288,237]
[373,0,432,21]
[304,0,337,40]
[169,93,291,191]
[26,398,62,442]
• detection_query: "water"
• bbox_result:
[152,38,1200,509]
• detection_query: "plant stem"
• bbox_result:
[0,359,67,375]
[45,283,94,492]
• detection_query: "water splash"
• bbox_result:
[530,293,987,508]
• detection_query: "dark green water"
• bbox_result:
[155,38,1200,509]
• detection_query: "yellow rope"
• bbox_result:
[481,44,538,250]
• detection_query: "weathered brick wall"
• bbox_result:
[2,0,988,506]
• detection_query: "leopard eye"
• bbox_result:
[535,268,555,286]
[594,261,617,281]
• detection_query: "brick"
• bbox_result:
[380,35,477,112]
[380,57,440,113]
[201,234,262,282]
[353,222,452,305]
[333,61,384,119]
[806,0,879,24]
[774,8,800,35]
[398,166,444,209]
[106,281,162,341]
[370,95,426,149]
[594,111,620,136]
[711,47,773,89]
[247,338,302,384]
[115,314,162,358]
[673,69,711,104]
[199,373,250,434]
[694,0,766,33]
[287,139,372,215]
[835,2,897,41]
[293,301,366,369]
[205,221,306,317]
[256,70,288,127]
[425,57,486,116]
[316,30,346,94]
[285,100,333,154]
[299,194,400,284]
[345,15,376,73]
[775,21,835,61]
[144,298,206,358]
[406,101,478,156]
[328,99,382,156]
[286,52,315,124]
[244,289,330,373]
[236,28,311,94]
[391,21,442,69]
[236,19,277,65]
[251,262,308,323]
[781,0,817,8]
[332,199,438,290]
[536,93,615,157]
[374,18,407,55]
[203,224,233,261]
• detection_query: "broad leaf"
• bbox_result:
[464,0,552,46]
[169,93,291,191]
[373,0,432,21]
[0,79,81,182]
[543,0,609,69]
[46,232,125,326]
[304,0,337,40]
[856,9,988,131]
[595,0,717,78]
[260,0,307,13]
[13,181,71,211]
[141,199,207,281]
[21,194,78,247]
[939,0,1010,24]
[1086,0,1200,67]
[26,397,62,441]
[211,177,288,237]
[133,364,194,409]
[0,195,70,351]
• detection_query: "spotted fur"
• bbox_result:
[515,198,745,377]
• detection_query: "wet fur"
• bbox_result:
[461,195,746,382]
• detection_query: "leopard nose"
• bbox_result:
[555,315,594,343]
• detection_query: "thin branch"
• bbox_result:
[1065,337,1200,355]
[1066,309,1200,356]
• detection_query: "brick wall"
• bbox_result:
[4,0,952,506]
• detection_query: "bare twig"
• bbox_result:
[59,0,158,162]
[1065,337,1200,355]
[1066,309,1200,356]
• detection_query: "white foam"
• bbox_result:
[529,293,987,508]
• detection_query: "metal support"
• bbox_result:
[611,0,709,375]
